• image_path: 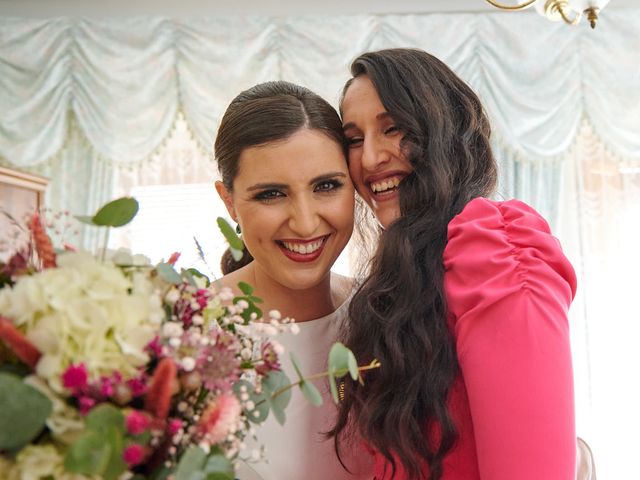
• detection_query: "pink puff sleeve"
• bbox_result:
[444,198,577,480]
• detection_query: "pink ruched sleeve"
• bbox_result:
[444,198,577,480]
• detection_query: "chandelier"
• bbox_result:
[484,0,610,28]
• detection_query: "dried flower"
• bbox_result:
[29,212,57,269]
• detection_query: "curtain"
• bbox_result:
[1,11,640,478]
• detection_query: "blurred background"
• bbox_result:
[0,0,638,477]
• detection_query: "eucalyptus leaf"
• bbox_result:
[93,197,139,227]
[175,447,207,480]
[157,262,183,285]
[233,380,269,424]
[203,453,234,480]
[75,215,95,225]
[181,269,197,287]
[85,404,125,435]
[0,373,52,450]
[263,370,292,426]
[65,430,112,476]
[289,352,305,382]
[101,425,128,480]
[347,349,359,380]
[216,217,244,251]
[300,380,323,407]
[328,342,352,379]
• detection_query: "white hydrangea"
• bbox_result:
[0,252,164,393]
[11,444,96,480]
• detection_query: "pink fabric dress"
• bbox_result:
[372,198,577,480]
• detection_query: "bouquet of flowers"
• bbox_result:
[0,198,378,480]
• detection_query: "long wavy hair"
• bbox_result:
[331,49,497,480]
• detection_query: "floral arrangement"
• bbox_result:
[0,198,378,480]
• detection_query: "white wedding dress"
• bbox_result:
[235,300,373,480]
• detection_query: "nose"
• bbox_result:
[361,135,391,172]
[288,196,321,238]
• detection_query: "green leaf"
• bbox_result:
[233,380,269,424]
[85,404,125,435]
[0,373,52,450]
[181,269,197,287]
[75,215,96,225]
[175,447,208,480]
[93,197,139,227]
[300,381,323,407]
[65,430,112,476]
[230,247,244,262]
[186,268,210,287]
[328,342,357,380]
[157,262,183,285]
[347,349,359,381]
[262,370,292,426]
[216,217,244,251]
[102,425,128,480]
[289,352,305,381]
[237,281,254,296]
[203,453,234,480]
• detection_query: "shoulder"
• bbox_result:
[443,197,577,321]
[217,264,253,292]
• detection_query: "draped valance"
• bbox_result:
[1,11,639,167]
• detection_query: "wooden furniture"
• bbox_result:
[0,166,48,260]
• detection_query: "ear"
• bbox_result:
[215,181,237,222]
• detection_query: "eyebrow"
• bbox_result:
[246,172,348,192]
[342,112,392,130]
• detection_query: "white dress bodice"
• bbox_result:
[235,300,373,480]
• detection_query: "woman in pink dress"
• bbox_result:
[331,48,577,479]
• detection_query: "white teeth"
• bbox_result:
[282,239,323,255]
[371,177,401,193]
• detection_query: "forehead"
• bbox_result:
[234,128,347,186]
[341,75,385,123]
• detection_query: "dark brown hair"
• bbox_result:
[331,48,497,480]
[214,81,346,190]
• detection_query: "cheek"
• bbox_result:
[331,192,356,233]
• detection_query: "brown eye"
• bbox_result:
[346,137,363,148]
[314,180,343,193]
[254,190,285,202]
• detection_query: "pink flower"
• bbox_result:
[127,375,148,397]
[256,342,281,375]
[78,396,96,415]
[100,376,115,397]
[197,339,241,391]
[168,418,183,436]
[123,443,147,467]
[126,410,151,435]
[146,336,163,357]
[62,363,88,391]
[197,393,241,445]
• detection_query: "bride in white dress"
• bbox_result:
[213,81,373,480]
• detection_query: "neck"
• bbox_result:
[247,263,339,322]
